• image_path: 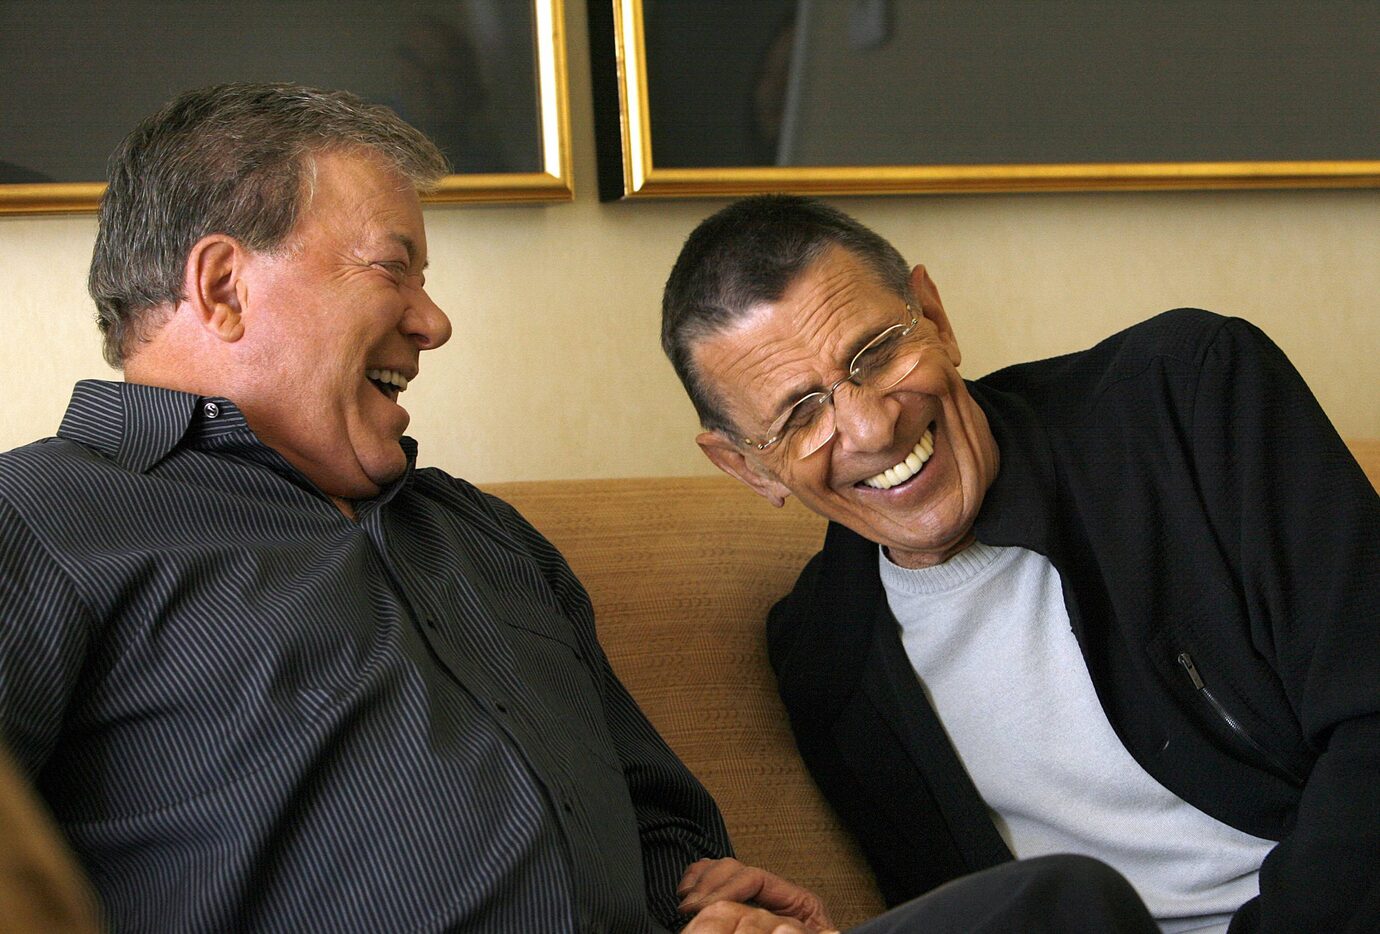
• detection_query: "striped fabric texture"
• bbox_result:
[0,380,731,933]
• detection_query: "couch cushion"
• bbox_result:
[483,475,886,927]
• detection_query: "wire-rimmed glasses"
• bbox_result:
[739,306,922,460]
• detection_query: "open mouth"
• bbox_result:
[366,367,409,402]
[861,424,935,490]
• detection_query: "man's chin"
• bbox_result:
[358,447,409,492]
[823,492,975,565]
[875,506,981,568]
[317,436,407,502]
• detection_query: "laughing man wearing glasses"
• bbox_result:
[662,195,1379,934]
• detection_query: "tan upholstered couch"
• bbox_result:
[484,438,1380,930]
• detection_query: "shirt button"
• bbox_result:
[203,402,220,419]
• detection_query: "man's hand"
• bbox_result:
[682,899,839,933]
[677,858,838,933]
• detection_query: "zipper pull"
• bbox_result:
[1177,652,1205,690]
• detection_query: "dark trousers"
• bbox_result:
[850,855,1159,934]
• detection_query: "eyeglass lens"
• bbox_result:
[789,342,922,459]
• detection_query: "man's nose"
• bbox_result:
[403,285,452,350]
[830,381,899,454]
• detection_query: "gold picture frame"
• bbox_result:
[0,0,572,215]
[590,0,1380,200]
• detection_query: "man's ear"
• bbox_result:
[909,263,960,367]
[696,430,792,508]
[184,235,248,343]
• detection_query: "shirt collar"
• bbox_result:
[58,380,199,473]
[55,380,420,501]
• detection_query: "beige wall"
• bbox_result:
[2,1,1376,483]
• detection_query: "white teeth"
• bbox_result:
[366,368,410,391]
[863,427,935,490]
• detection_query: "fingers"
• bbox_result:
[677,857,723,897]
[679,858,760,908]
[677,858,837,932]
[682,899,823,934]
[751,871,836,930]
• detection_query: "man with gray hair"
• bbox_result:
[662,195,1379,934]
[0,82,762,933]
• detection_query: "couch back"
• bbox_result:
[484,438,1380,929]
[482,476,886,925]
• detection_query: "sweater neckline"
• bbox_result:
[878,541,1014,596]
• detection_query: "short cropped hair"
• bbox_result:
[89,82,450,367]
[661,194,912,434]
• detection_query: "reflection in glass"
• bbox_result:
[642,0,1380,169]
[0,0,540,184]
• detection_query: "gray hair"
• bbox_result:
[661,194,913,435]
[89,82,450,367]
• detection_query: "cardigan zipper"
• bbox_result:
[1176,652,1305,787]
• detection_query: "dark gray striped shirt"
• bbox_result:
[0,380,731,932]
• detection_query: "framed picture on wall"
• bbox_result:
[0,0,572,215]
[589,0,1380,199]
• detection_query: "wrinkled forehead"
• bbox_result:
[692,246,906,425]
[290,149,428,252]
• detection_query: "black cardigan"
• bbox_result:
[768,310,1380,934]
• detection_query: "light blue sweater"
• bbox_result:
[881,542,1273,934]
